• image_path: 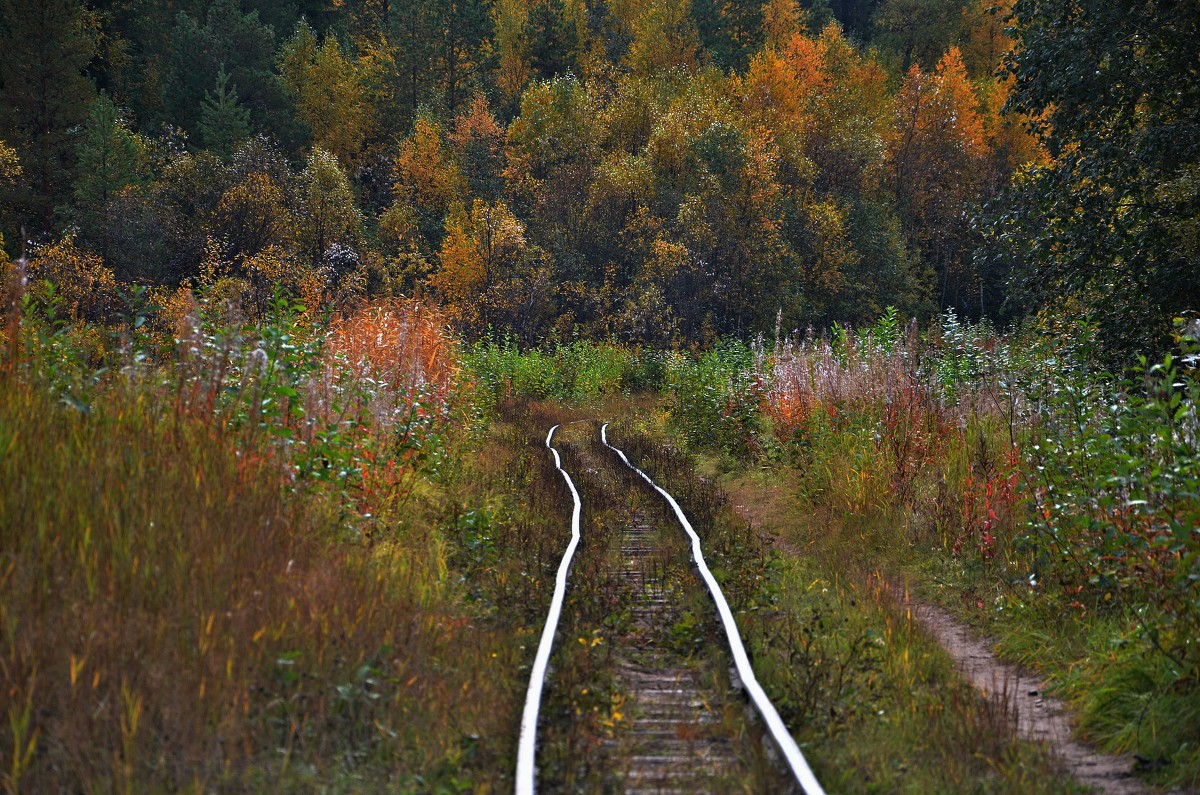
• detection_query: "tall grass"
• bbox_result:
[756,311,1021,558]
[0,283,528,792]
[462,337,670,408]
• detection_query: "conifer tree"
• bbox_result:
[200,66,251,159]
[0,0,97,227]
[74,95,140,261]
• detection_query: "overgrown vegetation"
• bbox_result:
[1,0,1197,789]
[658,311,1200,789]
[604,420,1080,793]
[0,288,570,792]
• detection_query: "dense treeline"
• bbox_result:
[1,0,1196,357]
[0,0,1028,343]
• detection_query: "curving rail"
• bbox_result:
[515,425,583,795]
[601,422,827,795]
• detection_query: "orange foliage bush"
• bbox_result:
[26,234,122,323]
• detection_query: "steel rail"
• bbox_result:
[515,425,584,795]
[600,422,827,795]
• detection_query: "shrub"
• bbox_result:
[1024,331,1200,678]
[666,340,764,457]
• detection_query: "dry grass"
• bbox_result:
[756,323,1023,562]
[0,290,527,792]
[1,384,495,791]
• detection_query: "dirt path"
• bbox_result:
[895,591,1153,795]
[722,473,1165,795]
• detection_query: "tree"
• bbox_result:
[449,96,507,200]
[791,23,891,198]
[492,0,533,100]
[391,115,465,246]
[691,0,763,71]
[74,95,142,262]
[0,140,21,260]
[0,0,97,227]
[278,23,378,167]
[890,48,989,312]
[761,0,802,51]
[297,149,362,267]
[626,0,700,76]
[874,0,965,69]
[212,171,295,262]
[434,198,553,339]
[527,0,581,79]
[166,0,279,141]
[200,66,251,158]
[386,0,439,115]
[989,0,1200,359]
[504,76,599,266]
[26,233,121,323]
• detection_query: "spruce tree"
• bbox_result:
[0,0,97,228]
[200,66,251,158]
[74,95,140,261]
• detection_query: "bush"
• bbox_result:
[461,337,660,408]
[666,340,764,458]
[1024,331,1200,679]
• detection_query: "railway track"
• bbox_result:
[516,421,825,794]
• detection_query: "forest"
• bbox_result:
[1,0,1198,792]
[0,0,1096,346]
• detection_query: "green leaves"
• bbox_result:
[1023,334,1200,675]
[991,0,1200,363]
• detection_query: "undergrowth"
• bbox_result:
[659,309,1200,790]
[0,280,564,791]
[603,419,1079,794]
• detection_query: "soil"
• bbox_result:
[894,588,1154,795]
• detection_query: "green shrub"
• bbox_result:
[1024,331,1200,680]
[461,337,663,408]
[666,340,764,458]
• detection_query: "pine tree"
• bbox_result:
[527,0,579,79]
[74,95,140,261]
[200,66,251,158]
[166,0,277,141]
[0,0,98,228]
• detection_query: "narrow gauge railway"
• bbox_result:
[516,421,825,794]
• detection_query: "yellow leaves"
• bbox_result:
[492,0,533,98]
[740,48,807,128]
[213,172,294,259]
[935,47,986,155]
[436,205,485,306]
[393,117,466,214]
[762,0,804,51]
[298,148,362,266]
[626,0,700,76]
[960,0,1015,77]
[26,234,120,323]
[0,139,20,186]
[800,199,857,305]
[434,198,527,307]
[645,236,689,281]
[278,23,377,166]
